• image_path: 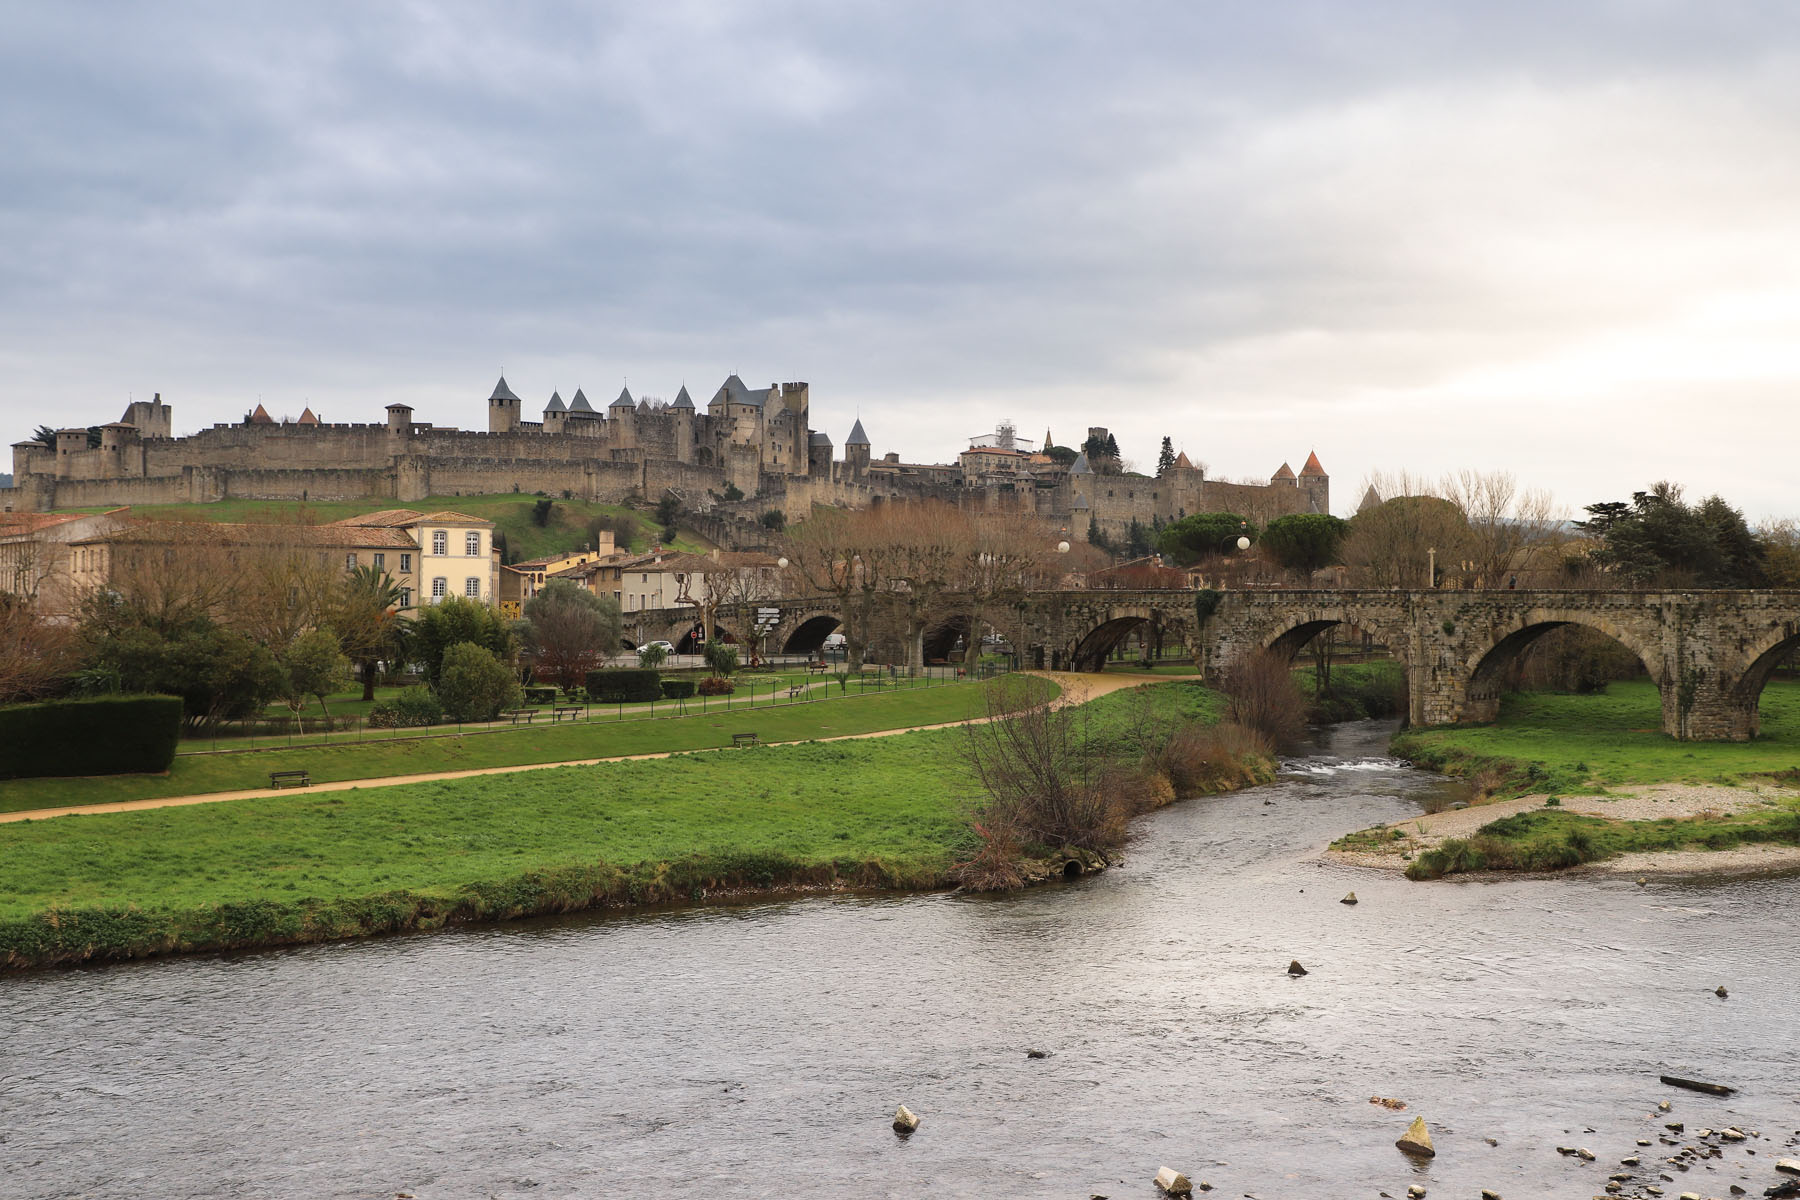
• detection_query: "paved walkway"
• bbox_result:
[0,671,1160,825]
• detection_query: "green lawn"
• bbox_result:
[58,493,710,559]
[1393,678,1800,796]
[0,678,1229,967]
[0,676,1054,814]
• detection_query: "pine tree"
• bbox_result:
[1156,437,1175,476]
[1104,433,1120,461]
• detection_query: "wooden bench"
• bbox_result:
[503,709,536,725]
[786,684,805,698]
[732,731,760,747]
[807,662,830,674]
[552,706,584,723]
[269,769,311,789]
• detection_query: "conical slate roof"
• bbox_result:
[568,388,596,414]
[544,391,566,413]
[610,387,634,410]
[1300,450,1327,477]
[1069,451,1092,475]
[670,385,695,410]
[846,418,870,446]
[809,430,832,445]
[637,399,651,415]
[489,375,521,403]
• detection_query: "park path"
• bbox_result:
[0,672,1159,825]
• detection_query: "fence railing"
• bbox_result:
[176,662,1013,756]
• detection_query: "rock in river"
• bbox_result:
[1287,959,1308,976]
[892,1104,919,1135]
[1396,1116,1435,1158]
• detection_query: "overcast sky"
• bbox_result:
[5,2,1799,518]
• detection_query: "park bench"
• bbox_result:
[503,709,536,725]
[732,731,760,747]
[786,684,806,698]
[269,769,311,789]
[807,662,830,675]
[552,706,584,723]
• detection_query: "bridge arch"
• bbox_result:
[1256,607,1399,663]
[1069,607,1177,671]
[1460,611,1664,725]
[780,611,842,655]
[1722,622,1800,736]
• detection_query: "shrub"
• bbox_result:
[587,668,662,703]
[697,675,735,696]
[524,687,556,705]
[660,679,697,700]
[436,643,524,722]
[702,640,739,676]
[0,694,182,780]
[1221,650,1306,744]
[637,643,668,669]
[1156,722,1273,795]
[368,686,443,728]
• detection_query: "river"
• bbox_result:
[5,719,1797,1199]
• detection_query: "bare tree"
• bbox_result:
[1439,469,1561,589]
[0,597,77,704]
[1342,471,1474,589]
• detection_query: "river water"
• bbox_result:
[5,719,1798,1199]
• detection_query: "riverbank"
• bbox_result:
[1329,679,1800,879]
[0,676,1270,970]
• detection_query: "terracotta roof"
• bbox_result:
[331,509,427,528]
[962,446,1027,457]
[1272,462,1296,481]
[248,403,274,425]
[71,520,418,550]
[297,407,319,426]
[1172,451,1193,470]
[1300,451,1327,477]
[0,512,88,534]
[414,511,493,527]
[617,550,726,574]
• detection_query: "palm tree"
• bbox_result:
[332,565,409,701]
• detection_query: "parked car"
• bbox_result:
[644,640,675,653]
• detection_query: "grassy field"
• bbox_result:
[1393,678,1800,796]
[0,678,1235,968]
[0,676,1052,814]
[59,493,710,559]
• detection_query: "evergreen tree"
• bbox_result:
[1156,437,1176,477]
[1104,433,1120,461]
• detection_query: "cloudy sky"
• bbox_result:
[5,2,1799,518]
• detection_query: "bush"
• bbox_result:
[1156,722,1273,796]
[702,640,739,676]
[661,679,697,700]
[368,686,443,728]
[1222,650,1307,744]
[0,695,182,780]
[637,643,668,669]
[524,687,556,705]
[587,668,663,703]
[697,675,735,696]
[436,643,524,722]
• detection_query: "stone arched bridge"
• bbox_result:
[625,589,1800,742]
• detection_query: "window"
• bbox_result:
[373,553,385,569]
[345,553,357,571]
[464,577,481,598]
[400,553,412,572]
[465,532,481,556]
[431,577,446,599]
[432,531,447,555]
[400,586,413,608]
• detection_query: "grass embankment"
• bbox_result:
[1298,660,1404,724]
[0,679,1265,969]
[1368,679,1800,880]
[0,678,1029,814]
[59,493,710,558]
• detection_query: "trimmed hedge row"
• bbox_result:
[661,679,697,700]
[587,668,662,703]
[0,695,182,780]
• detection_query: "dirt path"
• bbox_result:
[0,670,1162,825]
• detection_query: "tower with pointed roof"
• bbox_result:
[487,375,522,434]
[843,417,871,481]
[541,390,567,435]
[1297,450,1329,513]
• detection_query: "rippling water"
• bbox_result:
[5,720,1798,1199]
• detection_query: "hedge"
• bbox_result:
[524,687,557,705]
[0,695,183,780]
[660,679,697,700]
[586,668,662,703]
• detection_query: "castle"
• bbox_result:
[3,378,1327,543]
